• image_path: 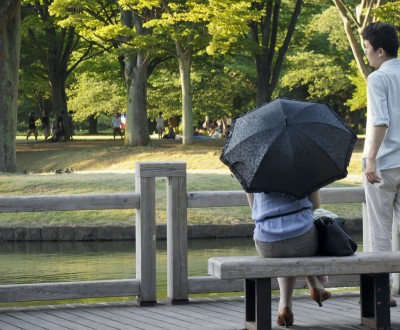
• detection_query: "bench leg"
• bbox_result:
[360,273,390,330]
[245,278,271,330]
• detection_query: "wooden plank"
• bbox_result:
[0,193,139,212]
[0,313,46,330]
[188,275,359,294]
[2,296,400,329]
[172,302,244,328]
[188,276,243,293]
[167,175,189,303]
[43,310,116,330]
[135,174,157,305]
[118,305,211,329]
[208,252,400,280]
[0,319,23,330]
[100,307,183,330]
[60,308,136,330]
[187,191,248,208]
[135,162,186,178]
[21,311,93,330]
[187,187,365,208]
[163,300,243,329]
[319,187,365,204]
[0,279,140,302]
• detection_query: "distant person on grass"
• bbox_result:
[162,126,176,140]
[26,112,38,141]
[156,112,165,139]
[112,112,123,141]
[56,111,65,142]
[68,111,75,140]
[41,113,50,140]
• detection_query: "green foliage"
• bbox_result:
[17,0,370,133]
[67,70,126,123]
[346,62,367,112]
[147,51,256,123]
[137,0,212,53]
[19,4,54,119]
[148,65,182,119]
[49,0,132,44]
[306,6,351,53]
[372,1,400,25]
[206,0,260,55]
[280,52,352,103]
[191,53,256,118]
[278,4,360,116]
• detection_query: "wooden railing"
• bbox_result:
[1,161,394,305]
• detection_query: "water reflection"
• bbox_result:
[0,235,361,303]
[0,238,257,285]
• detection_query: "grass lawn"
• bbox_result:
[0,134,364,227]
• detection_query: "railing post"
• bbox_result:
[166,162,189,304]
[135,163,157,306]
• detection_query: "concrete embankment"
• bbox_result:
[0,218,362,241]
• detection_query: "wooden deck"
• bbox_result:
[0,293,399,330]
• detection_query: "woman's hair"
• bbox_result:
[362,22,399,58]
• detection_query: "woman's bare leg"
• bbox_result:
[277,277,296,310]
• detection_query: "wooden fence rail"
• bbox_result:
[0,193,140,212]
[1,162,395,305]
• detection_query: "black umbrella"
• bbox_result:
[220,99,357,198]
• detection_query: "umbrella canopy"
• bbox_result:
[220,99,357,198]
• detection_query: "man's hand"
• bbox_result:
[365,125,387,184]
[365,158,381,184]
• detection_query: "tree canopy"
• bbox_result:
[1,0,400,171]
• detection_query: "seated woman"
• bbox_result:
[162,126,176,140]
[247,191,330,328]
[209,127,221,138]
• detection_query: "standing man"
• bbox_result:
[112,112,123,140]
[41,113,50,140]
[68,111,75,140]
[362,22,400,306]
[56,111,65,142]
[26,112,38,141]
[156,112,165,139]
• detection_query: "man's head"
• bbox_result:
[362,22,399,68]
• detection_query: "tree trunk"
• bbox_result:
[88,115,98,134]
[125,54,150,146]
[178,43,194,146]
[331,0,374,80]
[253,0,303,106]
[49,71,71,139]
[122,10,150,147]
[0,1,20,172]
[27,2,80,141]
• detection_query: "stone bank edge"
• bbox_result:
[0,219,362,241]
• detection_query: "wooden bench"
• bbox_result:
[208,252,400,330]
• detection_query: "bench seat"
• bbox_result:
[208,252,400,330]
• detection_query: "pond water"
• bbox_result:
[0,235,362,306]
[0,238,257,305]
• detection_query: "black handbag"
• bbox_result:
[314,216,357,256]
